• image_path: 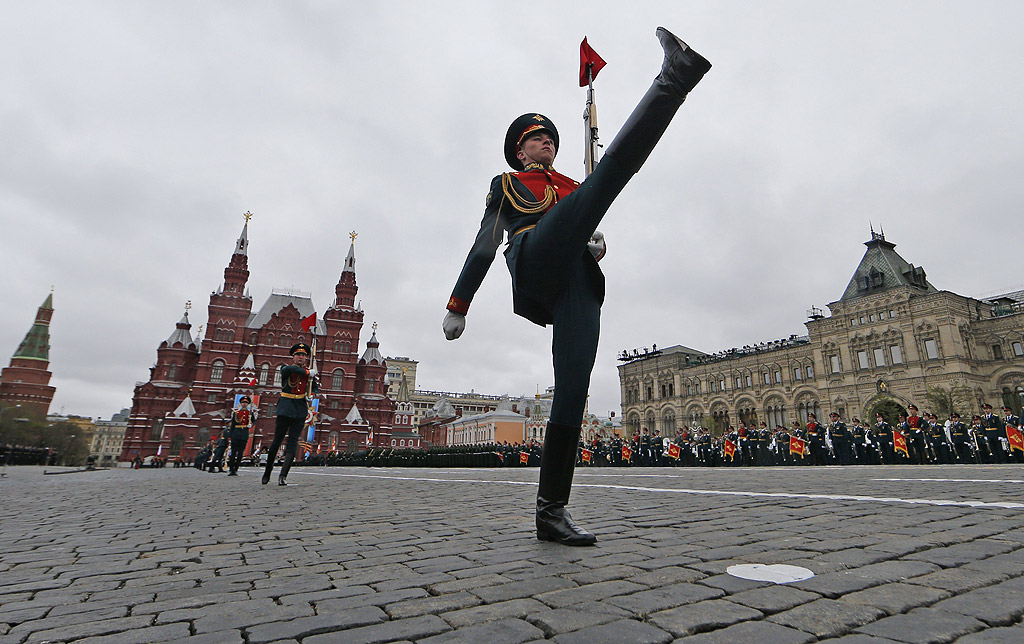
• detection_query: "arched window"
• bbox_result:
[167,363,177,379]
[250,332,259,345]
[196,427,210,445]
[210,360,225,383]
[259,363,270,385]
[332,369,345,389]
[169,434,185,456]
[273,366,282,387]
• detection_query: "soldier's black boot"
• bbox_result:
[602,27,710,174]
[278,452,294,486]
[261,459,273,484]
[655,26,712,100]
[536,422,596,546]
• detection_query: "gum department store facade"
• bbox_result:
[618,231,1024,436]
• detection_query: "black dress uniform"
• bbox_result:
[444,27,710,546]
[829,415,851,465]
[262,342,319,485]
[980,406,1007,463]
[949,414,971,462]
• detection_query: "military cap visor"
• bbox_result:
[290,342,311,356]
[239,396,251,403]
[504,113,559,170]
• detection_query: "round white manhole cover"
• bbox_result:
[726,564,814,584]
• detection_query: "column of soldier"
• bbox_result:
[573,403,1024,467]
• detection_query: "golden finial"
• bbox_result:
[349,230,358,243]
[243,211,253,222]
[372,321,378,333]
[185,300,192,311]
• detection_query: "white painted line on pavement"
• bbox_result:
[295,470,1024,510]
[872,477,1024,483]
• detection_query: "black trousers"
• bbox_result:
[227,437,248,472]
[266,415,304,465]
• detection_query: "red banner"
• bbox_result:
[724,439,736,459]
[893,430,909,456]
[790,435,806,457]
[1007,426,1024,453]
[667,443,681,460]
[519,451,530,464]
[622,445,633,462]
[581,448,592,464]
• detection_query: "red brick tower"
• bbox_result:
[0,293,56,416]
[121,220,397,461]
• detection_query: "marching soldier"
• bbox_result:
[875,413,894,464]
[1003,406,1023,463]
[925,413,948,464]
[226,395,255,476]
[828,412,852,465]
[851,418,867,464]
[208,429,229,473]
[441,28,710,545]
[262,342,319,486]
[948,412,971,463]
[980,403,1007,463]
[806,413,825,465]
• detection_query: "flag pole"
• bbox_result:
[583,63,599,177]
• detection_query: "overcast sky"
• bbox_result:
[2,1,1022,420]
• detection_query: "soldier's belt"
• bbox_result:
[280,392,306,399]
[513,224,537,237]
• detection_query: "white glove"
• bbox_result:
[588,230,606,261]
[443,310,466,340]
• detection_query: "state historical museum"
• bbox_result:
[120,217,396,461]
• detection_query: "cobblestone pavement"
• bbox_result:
[2,464,1024,643]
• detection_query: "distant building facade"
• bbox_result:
[91,408,129,466]
[0,293,56,416]
[618,231,1024,435]
[121,220,396,461]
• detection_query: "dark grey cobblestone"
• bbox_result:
[1,465,1023,642]
[418,617,545,644]
[648,598,762,637]
[766,598,888,638]
[551,619,672,644]
[855,607,986,643]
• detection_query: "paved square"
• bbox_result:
[2,464,1023,643]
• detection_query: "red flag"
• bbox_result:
[724,439,736,459]
[790,435,806,457]
[1007,426,1024,453]
[520,451,530,464]
[579,37,607,87]
[581,448,592,464]
[667,443,681,460]
[893,430,909,457]
[301,313,317,333]
[622,445,633,462]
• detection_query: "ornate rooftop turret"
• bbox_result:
[839,228,937,302]
[359,322,384,365]
[334,231,359,309]
[164,307,195,349]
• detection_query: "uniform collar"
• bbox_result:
[521,162,556,172]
